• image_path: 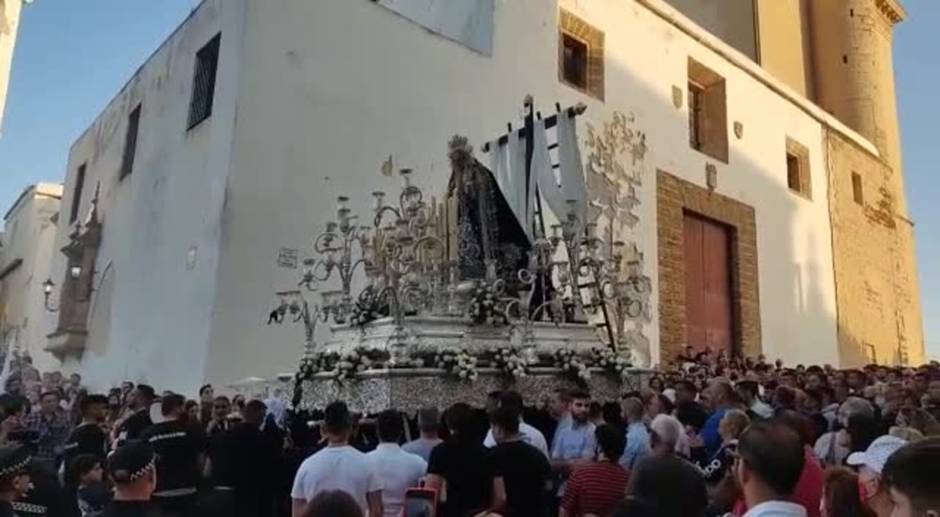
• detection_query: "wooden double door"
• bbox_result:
[683,212,735,355]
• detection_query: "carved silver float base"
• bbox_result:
[297,367,653,413]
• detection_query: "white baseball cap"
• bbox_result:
[846,435,908,474]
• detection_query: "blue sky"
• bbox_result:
[0,1,937,360]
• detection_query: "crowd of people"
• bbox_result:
[0,348,936,517]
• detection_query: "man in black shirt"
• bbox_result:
[15,460,81,517]
[63,394,109,468]
[202,400,281,517]
[140,394,205,516]
[115,385,155,444]
[0,446,32,517]
[486,405,552,517]
[103,441,169,517]
[426,403,492,517]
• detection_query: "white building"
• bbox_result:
[47,0,921,393]
[0,0,28,135]
[0,183,62,372]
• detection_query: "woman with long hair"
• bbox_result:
[845,413,882,457]
[822,467,876,517]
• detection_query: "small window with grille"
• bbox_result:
[187,33,221,130]
[687,58,728,162]
[688,81,706,151]
[558,10,605,100]
[70,163,87,223]
[120,104,142,180]
[561,34,588,90]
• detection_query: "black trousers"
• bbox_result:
[152,493,197,517]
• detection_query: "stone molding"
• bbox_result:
[875,0,906,25]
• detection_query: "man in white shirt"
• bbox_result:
[367,409,428,517]
[734,420,807,517]
[482,391,548,456]
[291,402,383,517]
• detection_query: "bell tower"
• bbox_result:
[809,0,908,213]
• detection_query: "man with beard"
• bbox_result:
[550,390,595,509]
[114,385,155,444]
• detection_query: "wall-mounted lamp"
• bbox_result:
[42,265,94,313]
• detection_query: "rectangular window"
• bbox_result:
[785,138,812,199]
[120,104,142,180]
[688,81,705,151]
[851,172,864,205]
[561,34,588,89]
[786,153,801,190]
[558,10,605,100]
[70,164,86,223]
[187,33,221,130]
[687,58,728,163]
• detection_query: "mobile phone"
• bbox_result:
[403,488,437,517]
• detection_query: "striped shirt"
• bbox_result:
[560,461,630,517]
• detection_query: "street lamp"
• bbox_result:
[42,264,94,313]
[42,279,59,312]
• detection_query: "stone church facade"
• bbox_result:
[34,0,922,392]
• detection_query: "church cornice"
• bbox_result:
[875,0,906,24]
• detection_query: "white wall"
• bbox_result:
[0,0,24,135]
[55,0,247,394]
[0,184,62,372]
[205,0,844,385]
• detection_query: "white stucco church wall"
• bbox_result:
[51,0,877,391]
[53,0,246,393]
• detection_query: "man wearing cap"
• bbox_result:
[0,446,32,517]
[847,434,908,517]
[63,394,109,468]
[104,442,167,517]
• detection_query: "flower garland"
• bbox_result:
[333,349,373,381]
[467,284,508,327]
[552,348,592,386]
[434,349,479,382]
[294,345,631,385]
[296,351,330,382]
[489,346,530,379]
[591,347,632,379]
